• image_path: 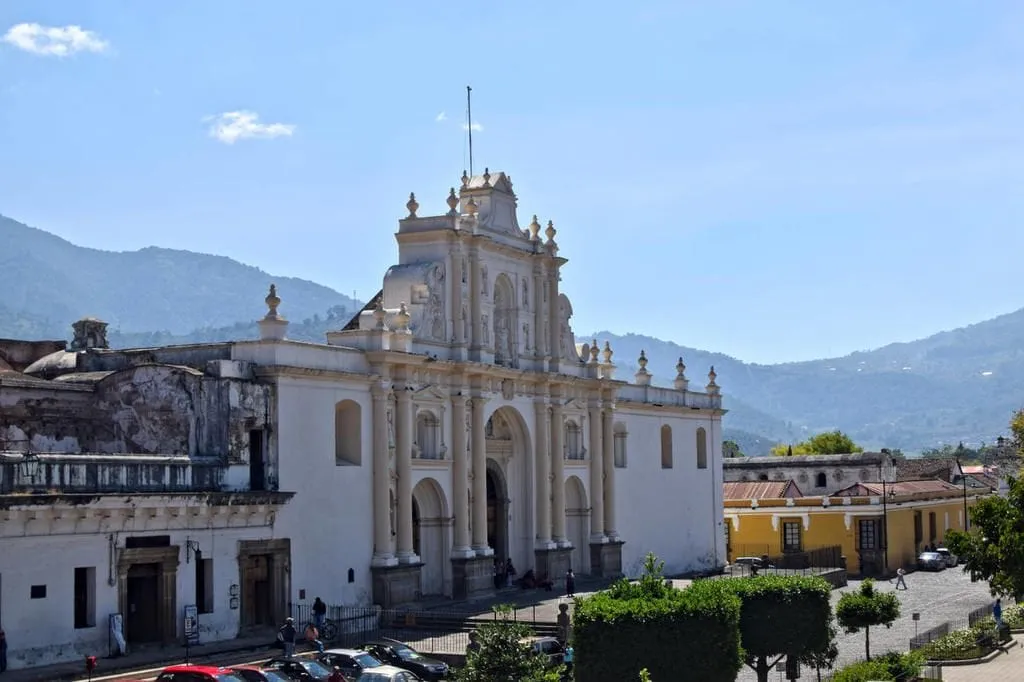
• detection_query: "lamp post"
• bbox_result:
[956,457,969,531]
[881,476,889,574]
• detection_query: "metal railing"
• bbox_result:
[910,599,1010,650]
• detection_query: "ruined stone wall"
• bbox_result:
[0,339,66,371]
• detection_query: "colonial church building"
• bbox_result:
[0,169,725,670]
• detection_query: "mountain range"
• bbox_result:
[3,215,1020,455]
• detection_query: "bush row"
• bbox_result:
[830,651,924,682]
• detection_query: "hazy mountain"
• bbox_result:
[0,215,360,339]
[4,214,1021,453]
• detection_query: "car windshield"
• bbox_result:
[354,653,383,667]
[358,673,395,682]
[921,552,940,559]
[936,548,950,554]
[300,660,333,676]
[256,673,290,682]
[215,675,248,682]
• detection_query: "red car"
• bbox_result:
[154,664,249,681]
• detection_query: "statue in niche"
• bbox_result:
[494,315,510,365]
[465,406,471,449]
[428,267,445,340]
[482,315,490,343]
[461,257,468,284]
[387,408,395,450]
[481,267,489,296]
[523,323,530,351]
[522,280,529,310]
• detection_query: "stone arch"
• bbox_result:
[484,405,533,572]
[660,425,673,468]
[412,477,450,596]
[334,399,361,466]
[565,475,590,574]
[696,427,708,469]
[493,273,516,367]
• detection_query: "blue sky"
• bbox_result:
[1,1,1021,364]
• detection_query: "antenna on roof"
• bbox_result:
[466,85,474,177]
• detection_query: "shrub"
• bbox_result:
[573,554,742,682]
[1003,603,1024,629]
[918,620,1000,661]
[830,651,923,682]
[454,605,561,682]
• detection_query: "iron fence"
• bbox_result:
[287,603,560,655]
[910,598,1010,649]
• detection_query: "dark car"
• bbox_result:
[318,648,386,680]
[262,658,334,681]
[917,551,946,571]
[360,640,449,681]
[230,667,293,682]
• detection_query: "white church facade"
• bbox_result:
[239,169,728,605]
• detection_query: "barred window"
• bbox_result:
[858,519,878,550]
[782,521,802,552]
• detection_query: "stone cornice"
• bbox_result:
[0,490,295,511]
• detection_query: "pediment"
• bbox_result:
[564,398,587,412]
[413,385,448,402]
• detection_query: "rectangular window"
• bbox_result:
[914,512,923,544]
[196,555,214,614]
[30,584,46,599]
[613,433,627,468]
[74,567,96,628]
[858,520,878,550]
[782,521,802,552]
[928,512,937,543]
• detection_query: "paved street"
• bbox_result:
[943,638,1024,681]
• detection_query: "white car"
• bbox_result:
[935,547,959,568]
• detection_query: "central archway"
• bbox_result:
[565,475,590,574]
[412,477,450,597]
[484,405,533,580]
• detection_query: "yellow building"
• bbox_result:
[724,479,985,578]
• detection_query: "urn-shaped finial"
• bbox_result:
[265,284,281,318]
[706,365,720,395]
[465,196,479,217]
[373,299,387,331]
[446,187,459,215]
[482,167,491,187]
[602,341,613,364]
[406,192,419,218]
[461,169,470,188]
[528,215,541,241]
[674,356,689,391]
[544,220,557,243]
[394,302,411,331]
[590,340,600,364]
[635,350,652,386]
[676,357,686,376]
[638,350,648,370]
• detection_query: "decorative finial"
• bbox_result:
[265,284,281,319]
[483,168,491,187]
[590,340,600,364]
[465,196,479,217]
[394,302,411,332]
[373,299,387,331]
[635,349,652,386]
[706,365,720,395]
[461,170,469,188]
[446,188,459,215]
[602,341,613,364]
[544,220,556,243]
[674,357,689,391]
[406,192,419,219]
[528,215,541,241]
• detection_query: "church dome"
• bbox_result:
[23,349,81,379]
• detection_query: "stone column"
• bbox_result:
[470,250,483,352]
[470,395,490,553]
[547,266,561,372]
[588,402,606,540]
[602,405,617,539]
[371,384,395,565]
[534,399,552,546]
[451,393,473,556]
[533,265,546,359]
[550,400,567,545]
[395,386,418,563]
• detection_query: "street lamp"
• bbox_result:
[956,457,969,531]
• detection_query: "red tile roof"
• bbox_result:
[724,480,802,500]
[833,479,961,497]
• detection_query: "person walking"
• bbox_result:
[995,598,1003,630]
[565,568,576,598]
[563,643,574,677]
[312,597,327,631]
[466,631,481,658]
[304,622,324,654]
[278,617,297,659]
[894,567,908,590]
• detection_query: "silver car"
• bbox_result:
[935,547,959,567]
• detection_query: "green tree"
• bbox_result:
[454,605,560,682]
[771,430,864,457]
[726,576,836,682]
[723,440,743,458]
[835,580,900,660]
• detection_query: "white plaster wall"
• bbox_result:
[614,410,725,577]
[0,526,275,670]
[273,377,375,607]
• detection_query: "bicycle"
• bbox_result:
[307,616,339,641]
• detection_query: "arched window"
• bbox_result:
[816,472,827,488]
[758,473,769,481]
[660,425,673,469]
[334,400,362,466]
[415,411,440,459]
[565,421,583,460]
[613,423,628,468]
[696,427,708,469]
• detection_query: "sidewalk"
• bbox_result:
[0,634,277,682]
[941,637,1024,682]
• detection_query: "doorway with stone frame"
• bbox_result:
[238,539,291,633]
[117,545,180,648]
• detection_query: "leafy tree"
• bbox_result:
[725,576,836,682]
[454,605,560,682]
[771,431,863,457]
[723,440,743,458]
[835,580,900,660]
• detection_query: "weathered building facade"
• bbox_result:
[0,321,293,671]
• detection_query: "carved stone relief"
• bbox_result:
[523,323,530,351]
[482,315,490,343]
[522,280,529,310]
[427,265,446,340]
[501,379,514,401]
[481,267,489,296]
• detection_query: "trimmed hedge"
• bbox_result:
[830,651,923,682]
[573,576,742,682]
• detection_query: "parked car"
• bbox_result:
[935,547,959,568]
[917,551,946,571]
[357,669,424,682]
[154,665,249,682]
[318,648,386,680]
[360,639,450,680]
[262,657,334,681]
[230,667,294,682]
[521,636,564,667]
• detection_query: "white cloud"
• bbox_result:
[205,111,296,145]
[462,122,483,132]
[435,111,447,122]
[1,23,109,57]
